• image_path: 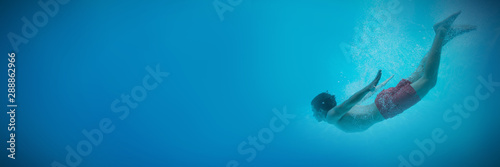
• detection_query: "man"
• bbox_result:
[311,11,476,133]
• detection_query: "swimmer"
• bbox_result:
[311,11,476,132]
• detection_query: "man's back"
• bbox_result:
[334,103,384,132]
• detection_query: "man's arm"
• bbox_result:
[326,70,382,122]
[360,74,394,102]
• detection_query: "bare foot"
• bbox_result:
[448,25,477,36]
[433,11,462,34]
[443,24,477,45]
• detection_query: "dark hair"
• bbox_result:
[311,92,337,121]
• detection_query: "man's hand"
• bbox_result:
[377,74,394,89]
[359,73,394,103]
[369,70,382,91]
[328,70,382,121]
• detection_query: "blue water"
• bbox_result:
[1,0,500,166]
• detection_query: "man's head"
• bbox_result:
[311,92,337,122]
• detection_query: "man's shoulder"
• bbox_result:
[326,106,346,123]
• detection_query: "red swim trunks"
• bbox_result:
[375,79,421,119]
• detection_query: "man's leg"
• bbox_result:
[410,12,461,98]
[407,12,475,83]
[407,53,429,83]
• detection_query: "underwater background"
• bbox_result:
[1,0,500,166]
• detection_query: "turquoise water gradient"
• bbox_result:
[1,0,500,166]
